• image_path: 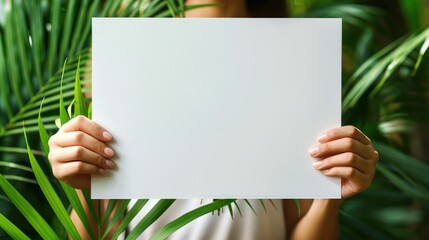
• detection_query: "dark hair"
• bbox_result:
[247,0,288,17]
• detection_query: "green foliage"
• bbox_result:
[0,1,243,239]
[0,0,429,239]
[0,79,243,239]
[24,123,81,240]
[302,1,429,239]
[0,173,58,239]
[0,214,29,240]
[150,199,235,240]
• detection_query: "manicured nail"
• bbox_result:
[317,134,328,142]
[104,147,115,157]
[105,159,116,169]
[312,161,322,169]
[103,131,113,141]
[308,147,319,156]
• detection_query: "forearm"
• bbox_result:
[289,199,342,240]
[70,190,101,239]
[286,126,377,239]
[70,190,122,239]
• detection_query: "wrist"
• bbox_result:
[312,199,343,210]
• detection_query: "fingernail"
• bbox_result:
[99,168,107,174]
[322,170,330,175]
[308,147,319,156]
[104,147,115,157]
[103,131,113,141]
[312,161,322,169]
[317,134,328,142]
[105,159,116,169]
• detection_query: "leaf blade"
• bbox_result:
[0,213,31,240]
[126,199,176,240]
[0,174,58,239]
[150,199,235,240]
[23,124,81,240]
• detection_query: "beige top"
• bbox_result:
[127,199,286,240]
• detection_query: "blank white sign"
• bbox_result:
[91,18,341,199]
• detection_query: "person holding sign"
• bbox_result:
[48,0,379,239]
[49,116,378,239]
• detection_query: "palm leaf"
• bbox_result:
[111,199,149,239]
[73,57,88,117]
[101,199,131,239]
[23,124,81,240]
[0,174,58,239]
[150,199,235,240]
[0,213,30,240]
[0,162,32,172]
[343,27,429,112]
[126,199,176,239]
[2,175,36,184]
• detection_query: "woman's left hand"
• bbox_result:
[309,126,379,199]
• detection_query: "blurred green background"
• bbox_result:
[0,0,429,239]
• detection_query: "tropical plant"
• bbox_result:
[288,0,429,239]
[1,0,429,239]
[0,0,240,239]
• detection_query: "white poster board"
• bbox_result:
[91,18,341,199]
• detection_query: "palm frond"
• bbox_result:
[0,1,235,239]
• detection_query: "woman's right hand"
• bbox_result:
[48,115,116,189]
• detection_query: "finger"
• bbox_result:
[309,138,374,159]
[49,146,116,169]
[372,147,380,162]
[322,166,371,192]
[53,161,107,181]
[54,131,114,159]
[322,166,368,183]
[61,115,112,142]
[318,126,371,145]
[312,152,374,175]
